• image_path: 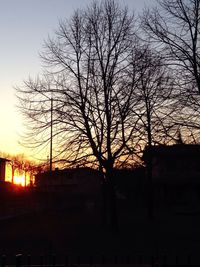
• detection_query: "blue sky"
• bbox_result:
[0,0,155,160]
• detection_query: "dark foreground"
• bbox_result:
[0,201,200,266]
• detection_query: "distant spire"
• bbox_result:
[176,130,184,144]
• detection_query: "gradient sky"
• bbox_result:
[0,0,155,160]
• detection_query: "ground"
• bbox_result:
[0,200,200,265]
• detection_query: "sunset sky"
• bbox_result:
[0,0,155,161]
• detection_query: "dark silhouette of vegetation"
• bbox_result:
[142,0,200,142]
[16,0,200,228]
[129,45,178,217]
[142,0,200,94]
[17,0,141,230]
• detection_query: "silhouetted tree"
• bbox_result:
[9,154,37,186]
[16,0,142,230]
[11,156,21,184]
[142,0,200,94]
[141,0,200,164]
[0,152,37,186]
[129,45,177,217]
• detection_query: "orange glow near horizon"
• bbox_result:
[13,175,26,187]
[5,162,32,187]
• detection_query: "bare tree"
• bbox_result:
[17,0,141,230]
[141,0,200,195]
[142,0,200,94]
[0,152,37,186]
[131,46,177,147]
[128,44,178,217]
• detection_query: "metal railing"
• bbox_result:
[0,253,198,267]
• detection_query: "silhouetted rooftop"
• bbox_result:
[143,144,200,161]
[0,157,10,162]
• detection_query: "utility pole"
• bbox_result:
[50,96,53,172]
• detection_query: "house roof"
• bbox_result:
[36,167,100,178]
[143,144,200,161]
[0,157,10,162]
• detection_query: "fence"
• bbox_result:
[0,254,198,267]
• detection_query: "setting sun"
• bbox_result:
[4,162,33,187]
[13,175,26,187]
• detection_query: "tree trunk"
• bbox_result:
[25,172,27,187]
[101,178,108,227]
[12,168,15,184]
[106,168,119,232]
[146,147,154,219]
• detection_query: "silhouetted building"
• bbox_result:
[35,167,101,191]
[35,167,102,210]
[0,158,10,182]
[143,144,200,206]
[113,168,145,202]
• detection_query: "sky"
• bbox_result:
[0,0,155,160]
